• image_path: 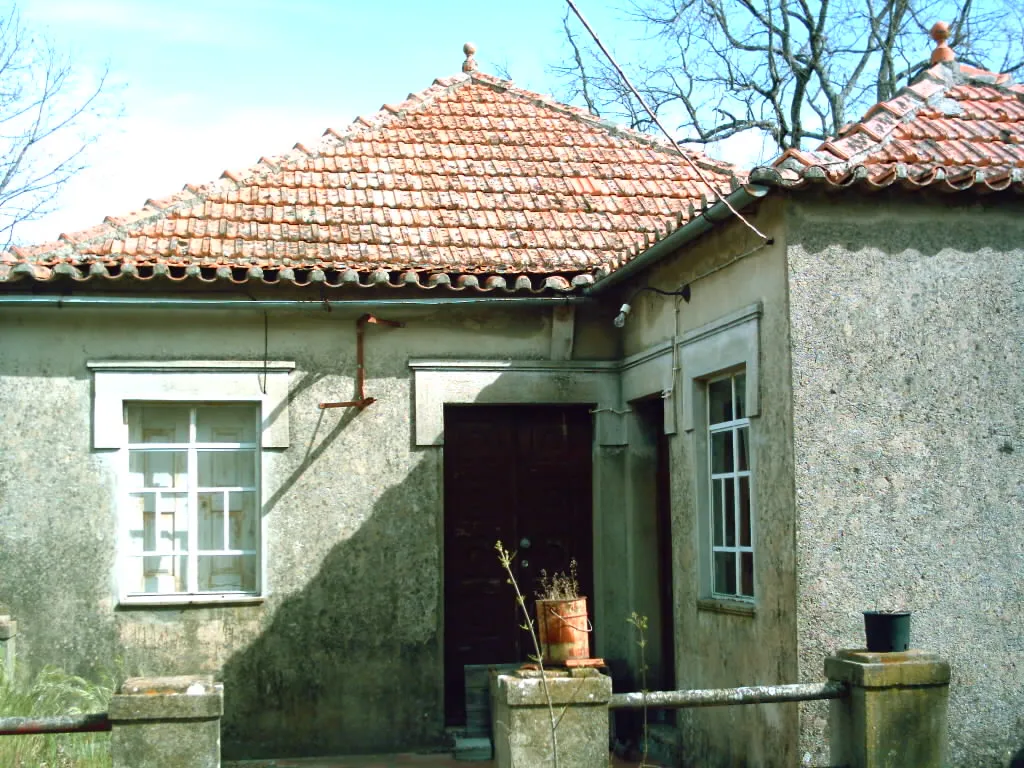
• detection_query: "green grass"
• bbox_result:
[0,664,113,767]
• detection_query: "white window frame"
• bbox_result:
[123,402,262,600]
[87,360,294,606]
[707,372,754,601]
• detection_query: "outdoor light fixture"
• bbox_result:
[612,283,691,328]
[613,303,631,328]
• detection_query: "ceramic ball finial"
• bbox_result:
[930,21,955,64]
[463,42,478,73]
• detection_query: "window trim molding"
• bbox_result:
[678,303,761,433]
[677,305,761,604]
[87,360,295,450]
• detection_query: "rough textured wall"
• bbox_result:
[0,299,585,759]
[787,195,1024,767]
[620,198,800,767]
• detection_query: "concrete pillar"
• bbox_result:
[0,615,15,680]
[826,649,950,768]
[109,675,223,768]
[491,668,612,768]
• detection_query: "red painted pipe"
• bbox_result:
[0,713,112,735]
[319,313,404,409]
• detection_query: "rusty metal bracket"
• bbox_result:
[319,313,405,410]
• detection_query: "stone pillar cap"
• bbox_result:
[826,648,951,688]
[119,675,218,696]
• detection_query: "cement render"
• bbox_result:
[0,300,613,759]
[786,195,1024,767]
[618,199,800,768]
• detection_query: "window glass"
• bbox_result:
[128,451,186,489]
[740,553,754,597]
[707,371,753,602]
[714,551,736,594]
[198,450,256,488]
[123,403,260,599]
[196,406,257,444]
[708,378,733,424]
[711,431,734,474]
[128,405,189,444]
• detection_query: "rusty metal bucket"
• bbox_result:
[536,597,591,665]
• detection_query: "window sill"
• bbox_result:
[118,594,264,608]
[697,597,756,617]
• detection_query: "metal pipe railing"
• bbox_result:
[0,713,112,736]
[608,681,846,710]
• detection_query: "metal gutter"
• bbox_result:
[585,183,772,295]
[0,295,589,311]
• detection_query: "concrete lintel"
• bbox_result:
[408,359,624,446]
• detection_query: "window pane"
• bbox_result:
[129,450,186,489]
[196,406,258,444]
[198,450,256,487]
[725,477,736,546]
[198,554,257,592]
[714,551,736,595]
[708,378,733,424]
[128,492,155,553]
[711,431,733,474]
[738,426,749,471]
[228,491,258,550]
[741,552,754,597]
[739,476,751,547]
[198,492,225,550]
[712,479,724,547]
[128,405,189,444]
[734,373,746,419]
[138,554,187,593]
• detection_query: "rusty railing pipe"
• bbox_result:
[608,681,846,710]
[0,713,112,736]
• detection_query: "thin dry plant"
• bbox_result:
[495,540,560,768]
[536,559,580,601]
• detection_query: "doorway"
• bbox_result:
[442,404,594,724]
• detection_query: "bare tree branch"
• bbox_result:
[0,6,111,247]
[552,0,1024,159]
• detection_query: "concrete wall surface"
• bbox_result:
[0,296,614,759]
[786,194,1024,767]
[617,198,801,767]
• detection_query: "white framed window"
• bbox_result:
[706,372,753,600]
[121,403,261,600]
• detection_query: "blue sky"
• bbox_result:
[15,0,676,245]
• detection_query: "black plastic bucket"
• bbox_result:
[863,611,911,652]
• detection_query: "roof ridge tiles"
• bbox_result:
[6,65,742,290]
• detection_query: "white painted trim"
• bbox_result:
[87,360,295,449]
[408,359,624,446]
[118,594,266,607]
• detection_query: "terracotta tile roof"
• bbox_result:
[0,71,739,292]
[757,62,1024,193]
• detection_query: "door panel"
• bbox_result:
[443,405,593,724]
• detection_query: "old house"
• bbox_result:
[0,38,1020,768]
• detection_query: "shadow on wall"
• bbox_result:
[219,451,443,760]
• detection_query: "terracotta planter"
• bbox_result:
[536,597,591,665]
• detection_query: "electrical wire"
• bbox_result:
[564,0,769,242]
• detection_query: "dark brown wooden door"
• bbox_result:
[443,404,594,724]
